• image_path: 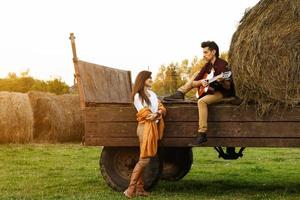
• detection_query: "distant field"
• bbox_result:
[0,144,299,200]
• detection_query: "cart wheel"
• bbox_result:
[100,147,161,191]
[159,147,193,181]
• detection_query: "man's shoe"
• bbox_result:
[196,133,207,144]
[189,133,207,146]
[163,91,184,101]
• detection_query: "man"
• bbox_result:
[164,41,234,145]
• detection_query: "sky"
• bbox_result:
[0,0,260,86]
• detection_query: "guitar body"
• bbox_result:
[197,70,215,98]
[198,86,215,98]
[197,73,208,98]
[197,70,232,98]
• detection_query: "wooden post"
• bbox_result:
[69,33,86,110]
[69,33,78,62]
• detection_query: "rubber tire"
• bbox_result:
[100,147,161,192]
[159,147,193,181]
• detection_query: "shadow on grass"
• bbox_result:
[157,179,300,196]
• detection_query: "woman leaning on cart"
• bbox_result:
[124,70,166,198]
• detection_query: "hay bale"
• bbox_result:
[27,91,55,109]
[28,91,84,142]
[229,0,300,113]
[0,92,33,143]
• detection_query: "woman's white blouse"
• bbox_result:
[133,90,158,113]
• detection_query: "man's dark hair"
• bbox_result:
[201,41,219,58]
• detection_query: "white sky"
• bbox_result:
[0,0,259,86]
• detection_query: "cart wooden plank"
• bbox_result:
[84,137,300,147]
[85,121,300,138]
[76,60,132,104]
[84,104,300,122]
[83,103,300,147]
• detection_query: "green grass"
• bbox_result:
[0,144,299,200]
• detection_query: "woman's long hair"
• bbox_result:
[132,70,152,106]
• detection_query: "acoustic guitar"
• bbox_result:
[197,70,232,98]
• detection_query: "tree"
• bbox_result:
[46,78,69,95]
[0,70,70,94]
[152,63,182,96]
[152,56,205,97]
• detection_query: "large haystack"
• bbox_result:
[28,91,84,142]
[229,0,300,112]
[0,92,33,143]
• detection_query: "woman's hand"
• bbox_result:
[146,113,158,121]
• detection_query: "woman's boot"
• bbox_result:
[124,162,144,198]
[136,176,150,197]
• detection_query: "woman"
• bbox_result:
[124,70,166,198]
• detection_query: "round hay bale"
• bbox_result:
[229,0,300,112]
[28,91,84,142]
[27,91,55,109]
[0,92,33,143]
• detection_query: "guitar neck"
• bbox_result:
[208,74,222,83]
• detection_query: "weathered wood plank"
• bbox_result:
[77,61,132,103]
[85,106,136,122]
[84,137,300,147]
[85,121,300,138]
[84,104,300,122]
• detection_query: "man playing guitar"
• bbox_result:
[164,41,234,145]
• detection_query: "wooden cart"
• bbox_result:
[69,33,300,191]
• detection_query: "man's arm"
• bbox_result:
[217,64,232,89]
[193,79,208,87]
[221,80,231,89]
[192,66,208,87]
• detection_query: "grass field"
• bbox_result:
[0,144,299,200]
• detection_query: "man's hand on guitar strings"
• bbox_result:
[217,77,225,82]
[201,80,209,87]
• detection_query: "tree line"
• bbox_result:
[0,70,70,95]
